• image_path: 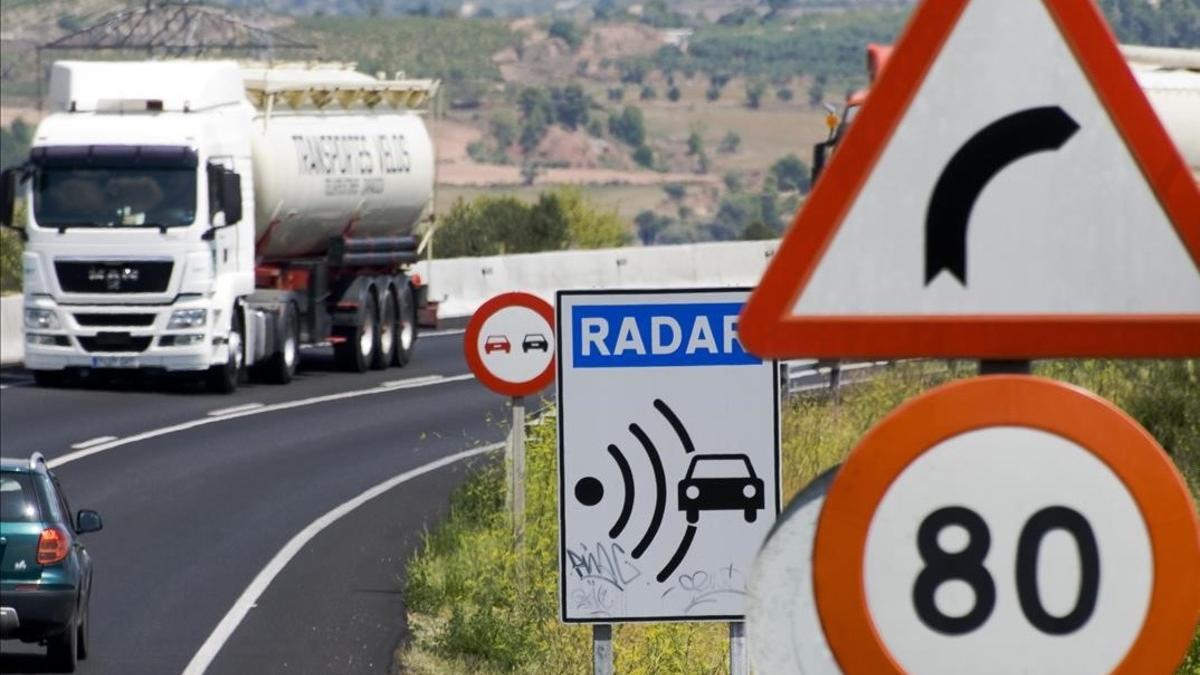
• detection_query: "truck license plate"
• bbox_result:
[91,356,138,368]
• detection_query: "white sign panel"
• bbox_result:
[557,288,780,622]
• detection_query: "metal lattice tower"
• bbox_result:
[39,1,314,57]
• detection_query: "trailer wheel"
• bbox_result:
[207,311,245,394]
[334,292,377,373]
[373,288,397,370]
[256,304,299,384]
[392,283,418,367]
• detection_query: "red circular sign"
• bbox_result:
[463,292,556,397]
[812,376,1200,675]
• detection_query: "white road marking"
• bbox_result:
[423,328,466,337]
[70,435,118,450]
[181,440,505,675]
[207,403,264,417]
[380,375,443,388]
[47,373,476,469]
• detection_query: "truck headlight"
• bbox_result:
[24,309,60,330]
[168,309,207,329]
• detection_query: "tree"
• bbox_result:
[608,106,646,147]
[640,85,657,100]
[705,86,721,102]
[550,186,630,249]
[667,85,682,102]
[663,183,686,201]
[741,220,777,241]
[521,162,542,186]
[553,85,591,130]
[807,79,825,107]
[718,130,741,154]
[607,87,625,102]
[635,210,671,245]
[686,130,704,156]
[632,145,654,169]
[520,110,549,155]
[745,80,767,109]
[489,111,517,150]
[723,172,744,192]
[548,19,584,50]
[770,153,811,193]
[776,87,794,102]
[618,60,648,85]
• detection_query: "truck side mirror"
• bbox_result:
[220,170,242,226]
[0,168,16,229]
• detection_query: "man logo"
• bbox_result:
[88,265,139,291]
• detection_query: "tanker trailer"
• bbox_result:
[1,60,439,392]
[243,63,438,377]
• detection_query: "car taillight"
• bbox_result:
[37,526,70,565]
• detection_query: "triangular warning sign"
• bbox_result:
[740,0,1200,359]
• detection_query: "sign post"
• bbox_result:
[464,292,556,544]
[556,288,780,626]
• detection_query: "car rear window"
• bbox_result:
[0,473,42,522]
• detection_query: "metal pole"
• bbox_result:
[593,624,613,675]
[729,621,747,675]
[511,395,526,546]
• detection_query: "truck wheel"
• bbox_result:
[207,313,244,394]
[334,292,377,373]
[33,370,68,388]
[256,305,299,384]
[46,615,78,672]
[372,288,397,370]
[392,284,418,367]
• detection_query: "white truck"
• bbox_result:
[1,60,439,392]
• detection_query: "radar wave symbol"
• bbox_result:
[600,399,698,583]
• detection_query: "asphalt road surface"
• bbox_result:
[0,328,532,674]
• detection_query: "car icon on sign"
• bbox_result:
[678,454,764,524]
[522,333,549,352]
[484,335,511,354]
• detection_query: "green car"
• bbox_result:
[1,453,102,672]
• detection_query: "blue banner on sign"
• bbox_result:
[571,302,760,368]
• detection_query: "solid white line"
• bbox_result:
[207,403,264,417]
[47,373,475,469]
[70,435,117,450]
[181,440,505,675]
[380,374,443,388]
[423,328,466,337]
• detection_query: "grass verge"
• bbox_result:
[402,360,1200,673]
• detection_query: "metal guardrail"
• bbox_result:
[781,359,895,397]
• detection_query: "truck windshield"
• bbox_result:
[33,166,197,229]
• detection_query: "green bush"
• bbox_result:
[403,360,1200,672]
[432,187,629,258]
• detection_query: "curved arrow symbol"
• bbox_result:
[925,106,1079,285]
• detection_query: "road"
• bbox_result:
[0,328,531,674]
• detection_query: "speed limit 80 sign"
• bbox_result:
[813,376,1200,674]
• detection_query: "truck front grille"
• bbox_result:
[55,261,173,294]
[74,313,156,327]
[77,333,153,353]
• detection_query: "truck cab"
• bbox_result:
[2,61,255,390]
